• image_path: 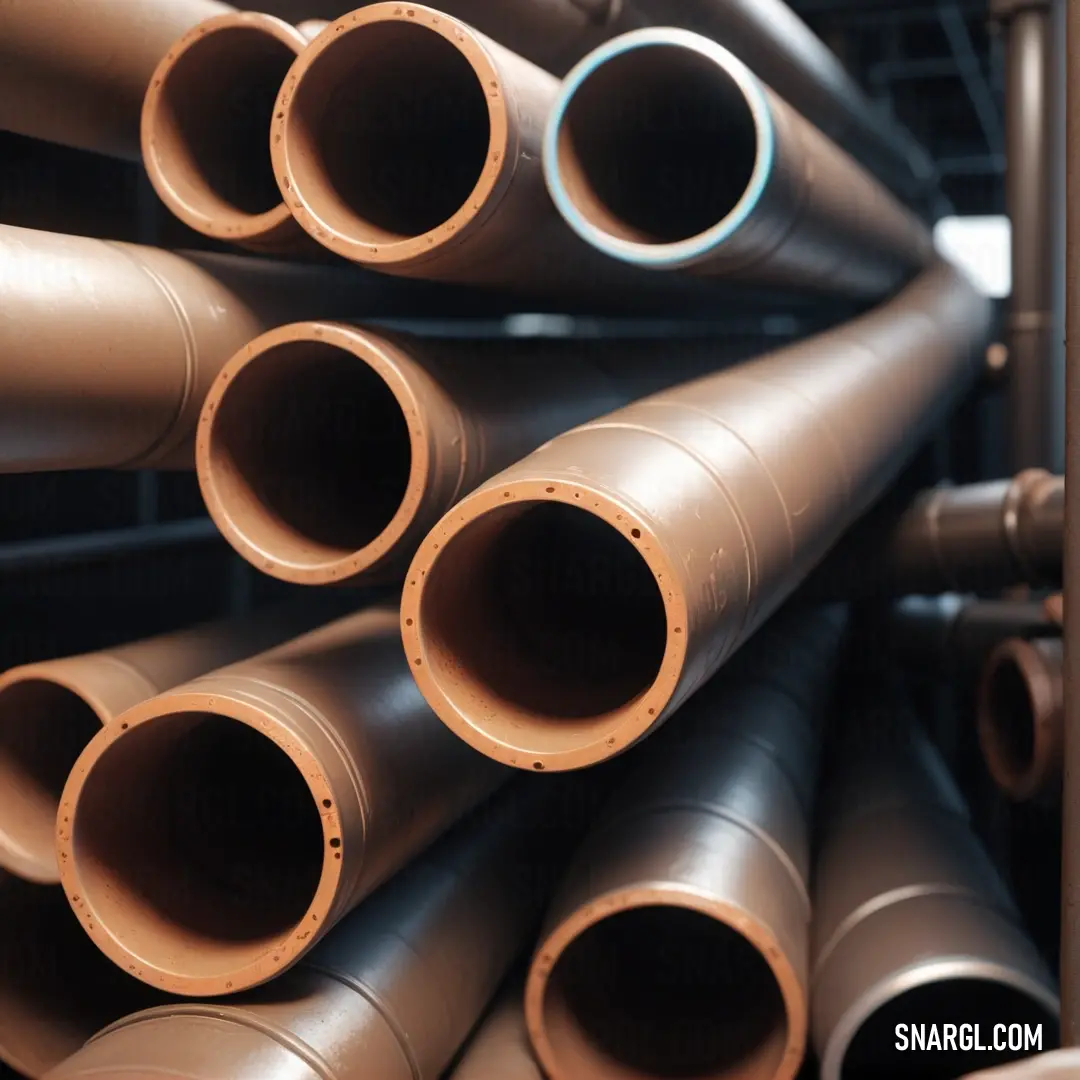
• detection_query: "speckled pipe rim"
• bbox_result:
[525,884,807,1080]
[400,479,689,773]
[196,321,435,586]
[542,27,776,270]
[141,11,310,243]
[271,3,519,267]
[55,689,348,998]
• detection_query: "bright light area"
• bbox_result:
[933,215,1011,298]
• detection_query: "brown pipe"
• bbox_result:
[0,223,480,473]
[0,0,350,160]
[0,601,348,885]
[195,322,774,585]
[543,28,934,296]
[451,991,545,1080]
[525,608,846,1080]
[401,260,991,771]
[979,635,1064,803]
[812,710,1059,1080]
[56,604,506,997]
[142,13,328,255]
[47,778,586,1080]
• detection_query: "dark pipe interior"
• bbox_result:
[209,340,412,568]
[288,22,491,241]
[841,978,1058,1079]
[72,712,324,977]
[155,26,296,216]
[420,502,667,722]
[0,680,102,874]
[544,905,788,1079]
[557,44,760,244]
[987,655,1037,777]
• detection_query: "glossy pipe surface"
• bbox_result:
[47,779,588,1080]
[142,13,328,255]
[402,260,991,771]
[0,0,350,160]
[0,224,484,473]
[979,635,1064,803]
[543,29,934,295]
[526,608,846,1080]
[812,709,1059,1080]
[0,602,348,884]
[196,322,777,586]
[56,604,506,996]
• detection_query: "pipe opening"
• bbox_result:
[151,27,296,217]
[985,654,1037,783]
[72,713,324,978]
[841,978,1058,1079]
[556,44,760,245]
[543,906,788,1079]
[208,340,412,569]
[420,502,667,728]
[0,680,101,877]
[287,22,492,243]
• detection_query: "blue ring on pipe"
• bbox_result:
[542,27,776,271]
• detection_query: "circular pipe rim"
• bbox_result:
[818,960,1062,1080]
[55,689,350,997]
[400,479,689,772]
[141,11,307,242]
[542,28,776,270]
[271,3,517,267]
[525,884,807,1080]
[196,321,435,586]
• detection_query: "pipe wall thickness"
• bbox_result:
[544,29,934,296]
[526,608,846,1080]
[56,604,506,997]
[47,779,590,1080]
[812,709,1059,1080]
[402,260,992,771]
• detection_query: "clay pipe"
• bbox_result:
[543,28,934,296]
[0,599,351,885]
[47,777,596,1080]
[0,223,493,473]
[978,635,1064,803]
[56,603,507,997]
[401,260,992,772]
[142,13,328,256]
[195,322,776,585]
[525,607,847,1080]
[812,708,1059,1080]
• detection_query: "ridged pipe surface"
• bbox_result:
[525,608,846,1080]
[979,635,1064,803]
[401,260,991,771]
[0,0,350,160]
[0,224,477,473]
[142,13,328,255]
[812,709,1059,1079]
[196,322,776,586]
[46,779,589,1080]
[543,29,934,296]
[56,604,506,997]
[0,602,347,885]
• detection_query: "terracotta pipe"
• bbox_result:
[56,603,507,997]
[47,778,588,1080]
[0,0,351,161]
[401,260,992,772]
[451,991,545,1080]
[142,13,328,255]
[525,608,846,1080]
[0,601,348,885]
[812,710,1059,1080]
[542,28,934,296]
[978,635,1064,803]
[196,322,776,586]
[0,223,483,473]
